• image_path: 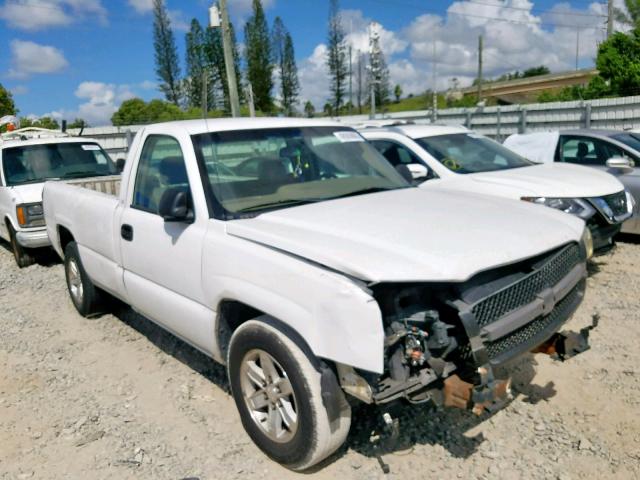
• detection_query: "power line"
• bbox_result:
[467,0,607,19]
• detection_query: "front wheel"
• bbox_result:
[9,226,35,268]
[64,241,102,317]
[227,318,351,471]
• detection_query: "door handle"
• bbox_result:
[121,224,133,241]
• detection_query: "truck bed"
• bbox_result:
[63,175,121,196]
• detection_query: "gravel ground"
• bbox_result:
[1,239,639,480]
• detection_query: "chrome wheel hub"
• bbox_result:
[67,258,83,305]
[239,349,298,443]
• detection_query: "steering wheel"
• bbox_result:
[442,157,462,171]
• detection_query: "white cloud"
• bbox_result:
[10,85,29,95]
[0,0,107,31]
[128,0,152,14]
[8,40,68,79]
[298,44,330,109]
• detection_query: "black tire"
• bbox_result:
[8,225,35,268]
[227,318,351,471]
[64,241,102,317]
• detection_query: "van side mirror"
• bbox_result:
[606,156,634,172]
[158,187,194,223]
[115,158,126,173]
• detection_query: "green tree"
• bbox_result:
[368,37,390,107]
[394,84,403,103]
[304,100,315,117]
[245,0,273,112]
[185,18,206,110]
[272,18,300,116]
[68,118,88,129]
[522,66,550,78]
[153,0,182,105]
[112,98,149,125]
[21,116,60,129]
[205,21,243,113]
[0,83,17,116]
[615,0,640,28]
[326,0,347,112]
[596,28,640,96]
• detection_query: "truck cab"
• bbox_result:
[0,127,119,267]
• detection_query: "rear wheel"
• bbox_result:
[227,318,351,471]
[64,241,102,316]
[8,225,35,268]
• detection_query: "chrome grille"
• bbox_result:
[471,243,582,327]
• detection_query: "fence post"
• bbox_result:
[125,129,133,152]
[466,110,472,129]
[584,103,591,129]
[496,107,501,141]
[519,108,527,134]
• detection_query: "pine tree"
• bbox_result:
[272,17,299,115]
[185,19,206,110]
[245,0,273,113]
[326,0,347,112]
[153,0,182,105]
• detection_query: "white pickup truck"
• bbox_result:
[0,128,119,267]
[360,125,633,254]
[44,118,595,470]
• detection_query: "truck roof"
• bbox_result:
[142,117,347,136]
[0,136,102,149]
[361,124,468,139]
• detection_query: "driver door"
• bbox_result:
[119,134,215,354]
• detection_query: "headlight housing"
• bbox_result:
[626,190,636,214]
[522,196,596,220]
[581,226,594,260]
[16,202,45,228]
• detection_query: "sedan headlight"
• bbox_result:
[626,190,636,214]
[16,202,45,228]
[581,227,594,260]
[522,197,596,220]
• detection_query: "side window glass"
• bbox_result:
[132,136,189,214]
[371,140,421,166]
[560,137,600,165]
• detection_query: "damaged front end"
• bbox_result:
[341,241,595,415]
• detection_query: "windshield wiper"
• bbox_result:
[329,186,407,200]
[10,177,61,185]
[235,198,320,213]
[63,171,112,178]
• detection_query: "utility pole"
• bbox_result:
[477,35,483,103]
[607,0,614,38]
[202,70,208,118]
[432,37,437,123]
[247,83,256,117]
[575,27,580,71]
[348,45,353,115]
[213,1,240,117]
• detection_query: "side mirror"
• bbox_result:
[115,158,126,173]
[606,156,635,172]
[158,187,194,223]
[407,163,430,180]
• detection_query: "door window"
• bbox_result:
[370,140,422,166]
[132,135,190,214]
[559,136,625,166]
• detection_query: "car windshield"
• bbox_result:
[611,132,640,153]
[415,133,534,174]
[191,126,409,215]
[2,142,117,186]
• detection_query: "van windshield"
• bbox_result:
[415,133,534,174]
[2,142,117,186]
[192,127,409,215]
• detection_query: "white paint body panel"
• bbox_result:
[44,119,584,374]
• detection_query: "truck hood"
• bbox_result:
[226,188,584,283]
[9,183,45,205]
[453,163,624,199]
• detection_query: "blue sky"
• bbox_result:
[0,0,618,125]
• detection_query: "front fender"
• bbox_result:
[202,233,385,373]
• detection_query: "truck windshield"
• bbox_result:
[415,133,534,174]
[2,142,117,186]
[192,127,409,215]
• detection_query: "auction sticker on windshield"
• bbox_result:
[334,131,365,143]
[81,144,101,151]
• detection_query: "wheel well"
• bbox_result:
[58,226,75,253]
[217,300,263,361]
